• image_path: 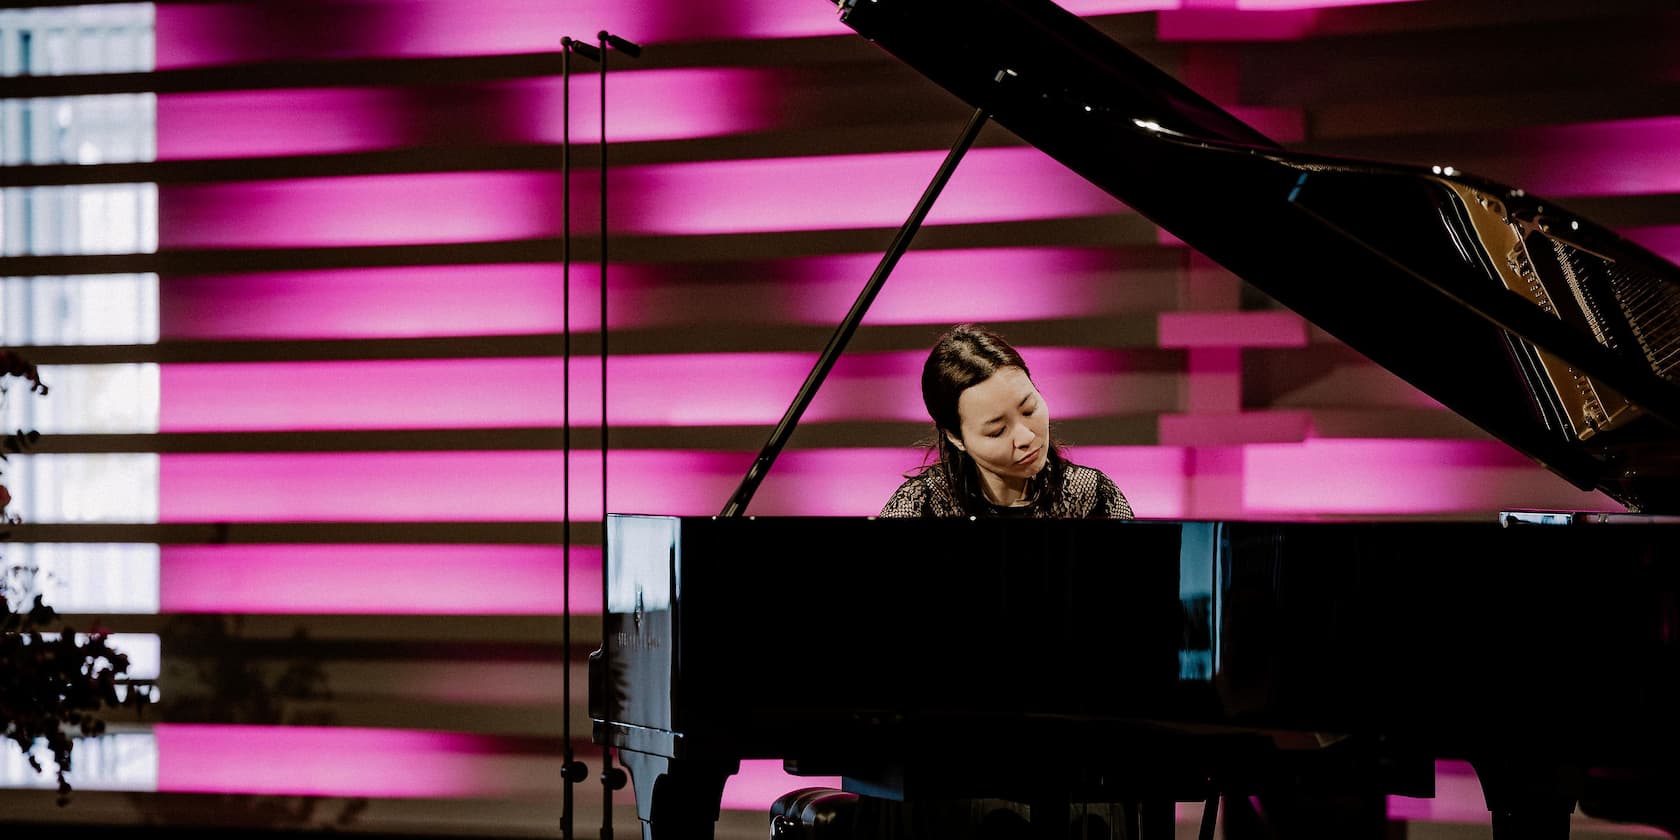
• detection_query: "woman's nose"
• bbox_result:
[1014,424,1036,448]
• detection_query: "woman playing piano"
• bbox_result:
[880,323,1133,518]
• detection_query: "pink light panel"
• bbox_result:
[158,449,883,522]
[1157,311,1307,347]
[157,349,1177,431]
[161,264,587,340]
[621,147,1125,236]
[142,725,1653,830]
[795,247,1181,326]
[1497,117,1680,198]
[155,411,1605,519]
[162,1,1350,69]
[154,724,562,798]
[1238,439,1615,516]
[156,70,776,160]
[150,723,836,807]
[1622,226,1680,265]
[159,171,568,249]
[1156,0,1422,40]
[158,148,1129,249]
[157,248,1180,341]
[153,447,1194,522]
[1233,0,1420,8]
[154,1,849,68]
[160,545,601,615]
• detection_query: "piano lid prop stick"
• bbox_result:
[718,102,994,517]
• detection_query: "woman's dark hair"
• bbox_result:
[918,324,1066,512]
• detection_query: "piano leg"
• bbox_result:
[616,749,739,840]
[1028,795,1068,840]
[1140,799,1176,840]
[1473,758,1583,840]
[1221,789,1389,840]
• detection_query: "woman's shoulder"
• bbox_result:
[880,467,957,518]
[1056,461,1133,519]
[1057,461,1114,489]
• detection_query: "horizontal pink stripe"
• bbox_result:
[1235,0,1420,8]
[136,725,1667,824]
[158,88,405,159]
[1157,311,1307,347]
[158,248,1177,340]
[159,172,571,248]
[156,70,773,159]
[1621,226,1680,265]
[151,723,836,806]
[1157,1,1415,40]
[155,1,848,68]
[1061,0,1180,11]
[795,247,1180,326]
[153,443,1605,522]
[161,264,593,340]
[155,449,838,521]
[1504,117,1680,197]
[153,724,555,798]
[1158,8,1320,40]
[620,147,1124,236]
[155,447,1178,521]
[158,148,1129,248]
[160,544,600,615]
[1240,439,1615,515]
[157,355,900,430]
[156,349,1176,431]
[1157,410,1312,446]
[156,2,1210,69]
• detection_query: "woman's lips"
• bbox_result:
[1015,447,1042,466]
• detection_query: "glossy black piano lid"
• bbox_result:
[832,0,1680,513]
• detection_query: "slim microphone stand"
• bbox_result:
[557,34,597,840]
[593,29,640,840]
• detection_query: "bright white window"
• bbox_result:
[0,732,158,792]
[0,4,158,616]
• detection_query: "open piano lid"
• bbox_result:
[831,0,1680,514]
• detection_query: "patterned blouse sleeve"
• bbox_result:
[879,476,927,518]
[1090,470,1135,519]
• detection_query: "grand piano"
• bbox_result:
[589,1,1680,838]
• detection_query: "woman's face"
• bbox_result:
[947,366,1051,491]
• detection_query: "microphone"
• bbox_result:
[561,36,600,61]
[598,30,642,58]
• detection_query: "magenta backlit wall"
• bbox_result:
[138,0,1671,835]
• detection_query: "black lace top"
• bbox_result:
[879,461,1134,519]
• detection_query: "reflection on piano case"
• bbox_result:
[590,0,1680,838]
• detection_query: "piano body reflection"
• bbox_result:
[591,0,1680,838]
